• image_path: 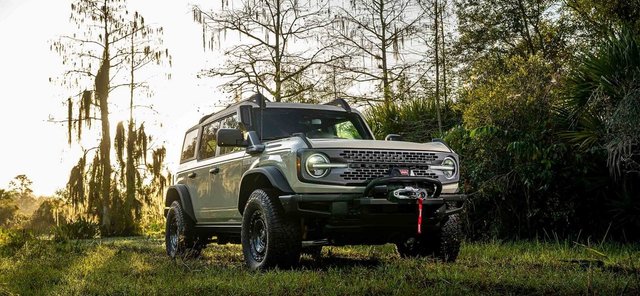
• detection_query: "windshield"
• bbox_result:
[253,108,373,141]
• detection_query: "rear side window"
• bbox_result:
[180,129,199,162]
[199,121,220,160]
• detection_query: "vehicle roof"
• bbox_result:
[189,101,359,131]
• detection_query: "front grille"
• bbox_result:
[337,150,439,183]
[339,150,437,164]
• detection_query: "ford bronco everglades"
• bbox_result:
[164,94,466,270]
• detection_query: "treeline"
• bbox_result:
[16,0,638,240]
[365,1,640,241]
[0,175,70,234]
[196,0,639,241]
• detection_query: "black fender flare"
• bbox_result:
[164,184,197,222]
[238,166,294,213]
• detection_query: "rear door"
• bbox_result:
[175,128,208,222]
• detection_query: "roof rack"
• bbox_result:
[199,93,270,124]
[324,98,352,113]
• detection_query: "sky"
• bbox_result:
[0,0,226,196]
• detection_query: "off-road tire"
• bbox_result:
[435,214,462,262]
[165,201,204,259]
[241,189,301,270]
[396,214,462,262]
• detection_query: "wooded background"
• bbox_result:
[0,0,638,242]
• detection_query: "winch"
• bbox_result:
[392,186,429,234]
[392,186,428,200]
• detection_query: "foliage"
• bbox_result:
[365,98,460,141]
[27,198,69,234]
[561,27,640,234]
[52,0,171,237]
[0,189,18,227]
[565,0,640,38]
[0,237,638,295]
[53,218,101,242]
[455,0,574,64]
[441,54,579,238]
[0,229,37,257]
[563,29,640,178]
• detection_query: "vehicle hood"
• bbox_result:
[308,139,452,152]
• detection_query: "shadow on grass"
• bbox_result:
[298,255,383,270]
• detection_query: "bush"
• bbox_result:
[53,218,100,242]
[0,228,37,256]
[444,54,582,239]
[365,99,460,141]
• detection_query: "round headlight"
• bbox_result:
[305,153,330,178]
[442,157,457,179]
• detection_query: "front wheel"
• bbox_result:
[241,189,301,270]
[396,215,462,262]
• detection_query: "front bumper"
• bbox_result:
[279,192,465,244]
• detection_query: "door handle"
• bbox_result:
[187,172,197,179]
[209,167,220,175]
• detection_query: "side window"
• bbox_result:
[219,115,243,155]
[199,121,220,160]
[180,129,199,162]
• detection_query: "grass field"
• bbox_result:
[0,233,638,295]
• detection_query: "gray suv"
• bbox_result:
[164,94,466,270]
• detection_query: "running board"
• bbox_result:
[302,239,329,247]
[194,223,242,234]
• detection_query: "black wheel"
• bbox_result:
[241,189,301,270]
[165,201,204,259]
[396,236,426,258]
[435,214,462,262]
[396,215,462,262]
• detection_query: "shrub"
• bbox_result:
[53,218,100,242]
[365,99,460,141]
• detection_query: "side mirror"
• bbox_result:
[217,129,248,147]
[385,134,402,141]
[238,105,253,130]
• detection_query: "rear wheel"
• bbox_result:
[165,201,204,259]
[241,189,301,270]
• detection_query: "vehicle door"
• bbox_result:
[210,114,248,223]
[175,127,209,222]
[194,119,221,223]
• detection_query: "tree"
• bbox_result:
[194,0,337,102]
[330,0,427,105]
[565,0,640,38]
[0,189,18,227]
[52,0,170,235]
[454,0,573,66]
[8,175,33,199]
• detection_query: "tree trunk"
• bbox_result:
[274,0,282,102]
[440,0,448,105]
[434,0,443,135]
[96,1,112,234]
[125,25,136,230]
[379,0,392,106]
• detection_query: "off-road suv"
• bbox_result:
[164,94,466,270]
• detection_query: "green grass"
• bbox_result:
[0,234,638,295]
